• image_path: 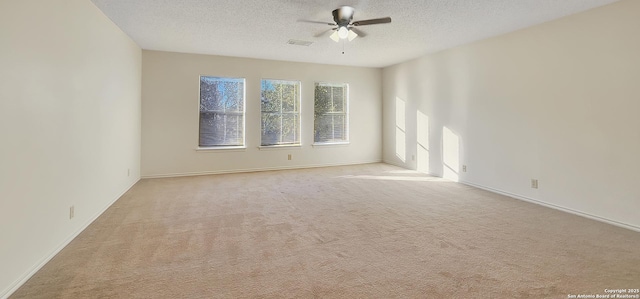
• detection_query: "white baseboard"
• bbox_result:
[5,167,635,299]
[381,159,640,233]
[381,159,406,170]
[459,179,640,233]
[141,160,383,179]
[1,179,140,299]
[144,161,640,233]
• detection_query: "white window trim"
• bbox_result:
[260,78,302,147]
[313,82,349,144]
[312,142,350,147]
[198,75,247,148]
[258,144,303,151]
[196,146,247,152]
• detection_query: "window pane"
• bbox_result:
[332,86,344,112]
[261,80,281,113]
[223,81,243,111]
[200,77,224,111]
[314,83,349,143]
[225,114,243,144]
[315,85,331,114]
[261,113,282,146]
[314,114,333,143]
[282,84,296,112]
[281,114,299,144]
[332,114,346,140]
[261,79,301,146]
[199,76,245,147]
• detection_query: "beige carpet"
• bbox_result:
[10,163,640,298]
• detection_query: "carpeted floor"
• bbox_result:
[10,163,640,298]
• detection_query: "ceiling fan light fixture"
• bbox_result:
[315,6,391,44]
[329,31,340,42]
[337,26,349,39]
[347,29,358,41]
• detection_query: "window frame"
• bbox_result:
[197,75,247,150]
[313,82,350,146]
[259,78,302,147]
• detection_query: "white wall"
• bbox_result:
[382,0,640,230]
[142,51,382,177]
[0,1,141,297]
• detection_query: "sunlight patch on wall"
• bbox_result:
[395,97,406,162]
[443,126,459,182]
[417,111,429,173]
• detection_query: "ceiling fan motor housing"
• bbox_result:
[332,6,354,27]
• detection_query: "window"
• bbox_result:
[199,76,245,147]
[314,82,349,144]
[260,79,301,146]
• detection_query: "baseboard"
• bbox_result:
[381,159,405,170]
[141,160,383,179]
[1,179,140,299]
[144,160,639,232]
[460,180,640,233]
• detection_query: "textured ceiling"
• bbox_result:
[90,0,619,68]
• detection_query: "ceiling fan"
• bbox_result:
[301,6,391,42]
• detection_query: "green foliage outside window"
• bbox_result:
[314,83,348,143]
[261,79,301,146]
[199,76,245,147]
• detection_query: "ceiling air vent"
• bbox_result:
[287,39,313,46]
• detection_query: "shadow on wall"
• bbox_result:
[417,110,429,173]
[395,97,406,162]
[443,126,460,182]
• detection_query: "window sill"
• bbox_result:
[196,146,246,152]
[312,142,350,147]
[258,144,302,151]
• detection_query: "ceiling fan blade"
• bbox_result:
[349,27,367,38]
[314,28,335,38]
[352,17,391,26]
[297,19,335,26]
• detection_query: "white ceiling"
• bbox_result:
[90,0,619,68]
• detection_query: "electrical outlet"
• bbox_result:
[411,155,415,161]
[531,179,539,189]
[287,154,292,160]
[69,206,75,219]
[462,165,467,172]
[127,168,130,177]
